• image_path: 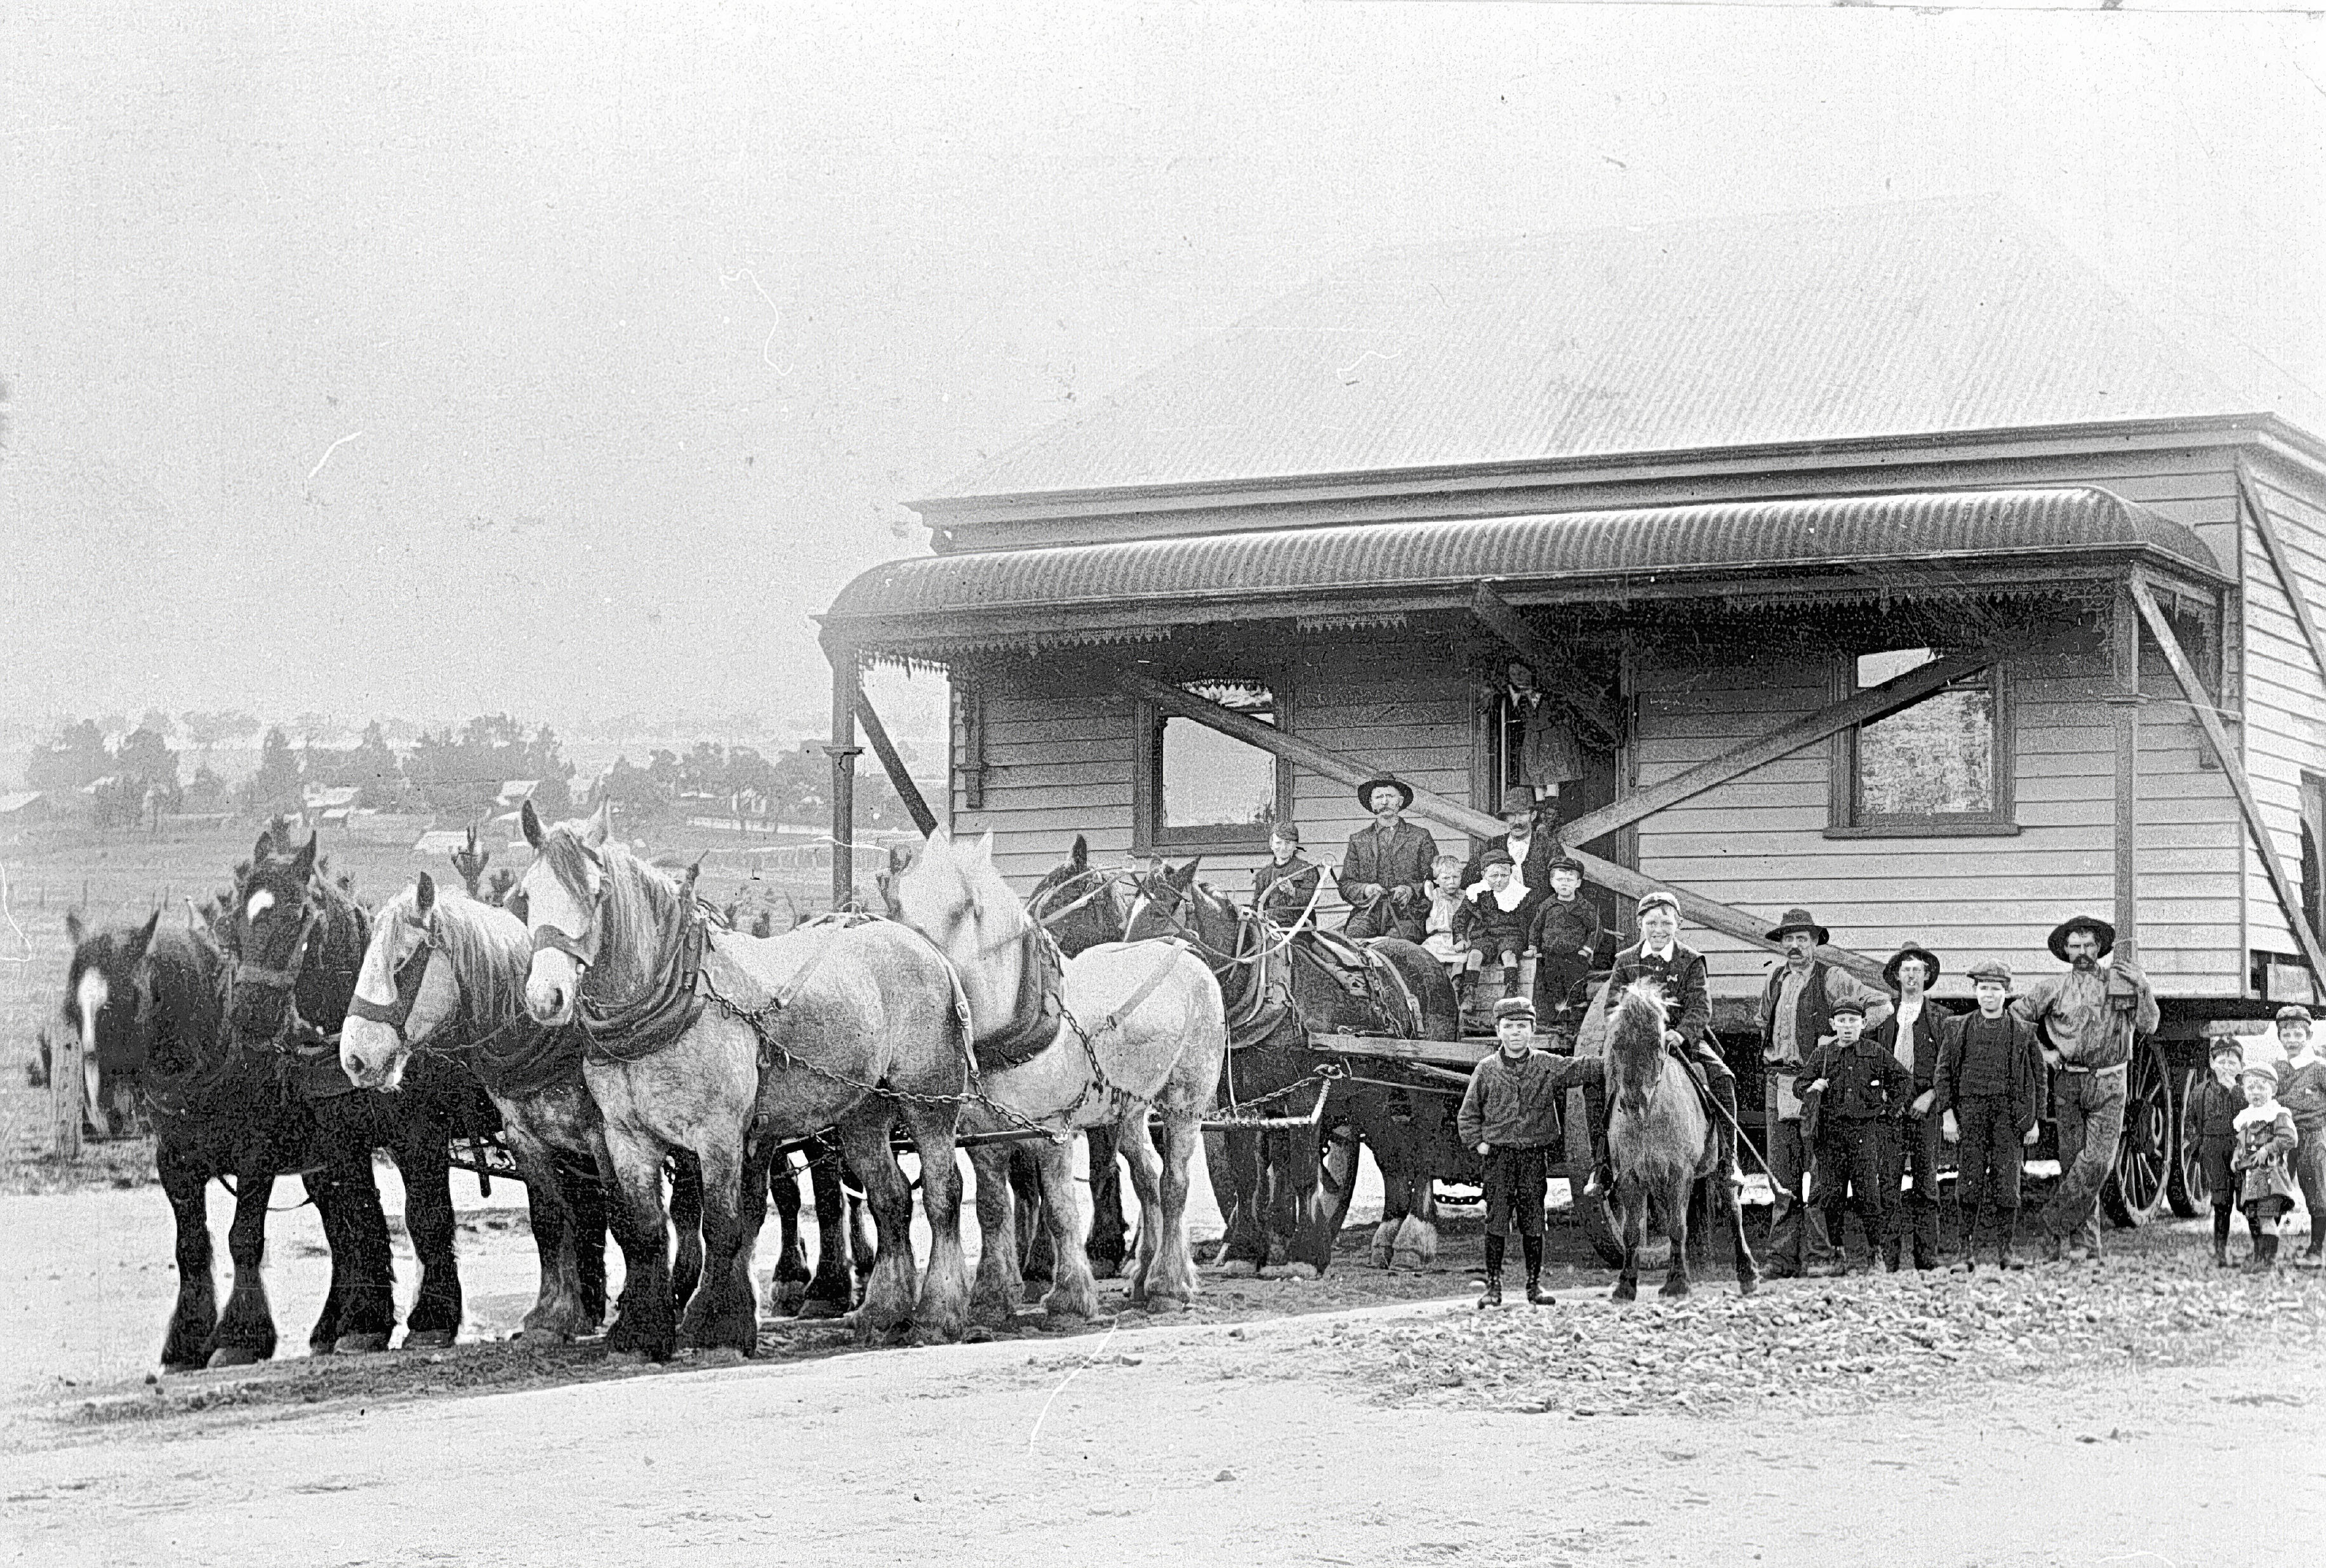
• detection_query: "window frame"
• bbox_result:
[1825,650,2019,839]
[1131,674,1296,856]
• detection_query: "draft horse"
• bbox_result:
[518,801,972,1359]
[223,829,502,1349]
[340,874,706,1341]
[1124,859,1463,1277]
[887,828,1226,1324]
[1603,979,1759,1301]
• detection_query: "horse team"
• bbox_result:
[64,808,1739,1372]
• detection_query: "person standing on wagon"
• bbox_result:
[1755,908,1892,1279]
[2013,914,2158,1265]
[1336,776,1439,944]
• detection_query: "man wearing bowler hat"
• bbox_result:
[1757,907,1893,1278]
[2014,914,2157,1263]
[1336,776,1440,944]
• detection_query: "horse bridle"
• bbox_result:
[346,919,437,1039]
[230,903,322,997]
[528,847,611,971]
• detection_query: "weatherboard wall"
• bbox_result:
[2237,450,2326,971]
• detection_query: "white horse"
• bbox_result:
[889,828,1226,1324]
[515,802,973,1359]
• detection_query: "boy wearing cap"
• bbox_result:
[1934,960,2045,1270]
[1458,995,1597,1306]
[2183,1037,2249,1266]
[1583,893,1744,1199]
[2275,1006,2326,1268]
[2231,1059,2302,1269]
[1454,850,1531,1002]
[1251,823,1323,930]
[1527,856,1602,1042]
[1800,998,1914,1273]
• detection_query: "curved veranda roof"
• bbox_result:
[823,486,2223,656]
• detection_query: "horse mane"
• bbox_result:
[538,826,689,1000]
[369,884,531,1043]
[1606,978,1675,1109]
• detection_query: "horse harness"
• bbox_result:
[225,893,366,1102]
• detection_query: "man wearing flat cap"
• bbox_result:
[1581,891,1744,1199]
[1757,907,1892,1277]
[2013,914,2158,1263]
[1336,776,1439,944]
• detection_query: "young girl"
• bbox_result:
[1420,854,1468,975]
[2232,1059,2302,1270]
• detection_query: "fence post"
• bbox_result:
[51,1027,85,1161]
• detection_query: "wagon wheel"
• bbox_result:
[2101,1035,2172,1227]
[2165,1064,2209,1219]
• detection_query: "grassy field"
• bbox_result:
[0,820,844,1190]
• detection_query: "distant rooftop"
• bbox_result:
[932,197,2325,503]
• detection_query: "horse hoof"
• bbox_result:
[696,1346,747,1367]
[204,1346,263,1369]
[1391,1251,1428,1272]
[606,1348,651,1367]
[333,1332,390,1355]
[1738,1278,1760,1297]
[1141,1294,1189,1315]
[771,1284,807,1315]
[1658,1282,1692,1301]
[1277,1263,1319,1282]
[513,1326,576,1345]
[1213,1259,1258,1279]
[1610,1284,1637,1304]
[402,1329,456,1350]
[795,1297,851,1320]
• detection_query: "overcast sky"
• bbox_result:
[5,1,2322,745]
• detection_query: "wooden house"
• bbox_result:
[818,198,2326,1220]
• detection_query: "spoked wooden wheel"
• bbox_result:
[2101,1037,2172,1227]
[2166,1065,2209,1219]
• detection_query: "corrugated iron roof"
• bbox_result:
[827,487,2219,644]
[935,198,2324,502]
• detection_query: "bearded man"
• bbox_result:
[2012,914,2158,1263]
[1336,776,1439,944]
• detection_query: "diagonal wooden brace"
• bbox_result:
[1117,668,1885,982]
[1468,583,1620,741]
[2130,578,2326,983]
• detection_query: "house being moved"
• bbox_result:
[819,197,2326,1223]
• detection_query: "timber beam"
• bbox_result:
[1554,635,2038,853]
[854,691,938,837]
[1468,583,1620,740]
[1116,668,1885,983]
[2130,578,2326,982]
[2237,460,2326,693]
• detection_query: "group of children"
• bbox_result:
[2183,1004,2326,1269]
[1421,851,1603,1027]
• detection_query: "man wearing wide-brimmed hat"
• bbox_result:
[1870,943,1948,1270]
[1461,784,1562,933]
[2012,914,2158,1263]
[1758,907,1892,1278]
[1335,776,1440,943]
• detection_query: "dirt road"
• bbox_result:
[5,1178,2324,1567]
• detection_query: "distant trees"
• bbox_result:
[236,727,304,818]
[25,719,109,790]
[585,740,924,835]
[403,714,575,821]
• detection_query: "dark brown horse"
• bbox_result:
[1125,860,1463,1277]
[1603,979,1758,1301]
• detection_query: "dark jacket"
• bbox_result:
[2182,1073,2245,1149]
[1933,1009,2044,1136]
[2280,1053,2326,1131]
[1251,855,1323,929]
[1461,832,1561,931]
[1336,819,1440,942]
[1869,997,1947,1095]
[1457,1047,1595,1148]
[1454,886,1530,958]
[1800,1035,1913,1127]
[1608,941,1711,1049]
[1529,894,1604,1010]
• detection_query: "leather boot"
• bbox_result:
[1951,1205,1983,1273]
[1997,1209,2026,1270]
[1582,1082,1614,1199]
[1478,1273,1503,1308]
[1710,1073,1744,1187]
[1522,1236,1551,1305]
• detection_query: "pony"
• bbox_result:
[517,801,971,1359]
[887,827,1226,1324]
[1124,860,1462,1278]
[222,828,502,1350]
[339,873,705,1341]
[1602,978,1759,1301]
[63,908,375,1368]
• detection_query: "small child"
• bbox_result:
[2275,1005,2326,1269]
[2181,1038,2247,1266]
[2231,1058,2301,1270]
[1454,849,1530,998]
[1800,997,1913,1275]
[1527,855,1602,1033]
[1456,995,1597,1307]
[1251,823,1323,930]
[1421,854,1468,975]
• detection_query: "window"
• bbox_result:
[1134,678,1293,853]
[1829,648,2016,837]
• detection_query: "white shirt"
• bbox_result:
[1891,993,1924,1073]
[1638,942,1676,963]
